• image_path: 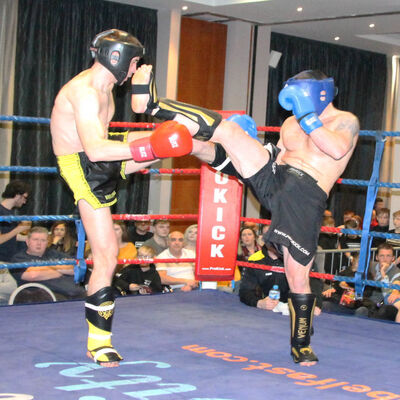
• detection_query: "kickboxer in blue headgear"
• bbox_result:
[158,69,359,366]
[279,70,337,135]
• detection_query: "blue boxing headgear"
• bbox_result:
[227,114,259,141]
[90,29,145,85]
[283,70,336,115]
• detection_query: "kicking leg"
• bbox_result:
[131,65,222,139]
[78,200,122,367]
[284,247,318,366]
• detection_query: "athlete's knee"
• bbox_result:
[212,119,242,144]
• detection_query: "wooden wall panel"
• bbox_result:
[169,17,227,233]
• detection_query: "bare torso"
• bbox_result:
[50,67,115,156]
[278,107,359,194]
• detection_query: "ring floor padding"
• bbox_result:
[0,290,399,400]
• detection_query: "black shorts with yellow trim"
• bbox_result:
[57,132,129,209]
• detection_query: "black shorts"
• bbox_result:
[57,132,128,209]
[243,157,327,266]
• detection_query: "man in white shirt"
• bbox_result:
[156,231,198,291]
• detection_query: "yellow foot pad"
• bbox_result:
[87,346,123,365]
[291,346,318,364]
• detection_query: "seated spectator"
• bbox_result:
[322,253,373,315]
[143,219,170,255]
[242,221,259,232]
[48,221,77,256]
[371,207,390,248]
[240,244,323,315]
[128,220,153,249]
[156,231,197,291]
[387,210,400,248]
[113,221,137,274]
[257,224,270,247]
[239,245,289,310]
[336,209,356,233]
[339,216,362,265]
[237,227,261,262]
[184,224,197,253]
[113,245,162,296]
[317,216,340,274]
[10,226,86,301]
[356,243,400,322]
[370,197,385,228]
[0,180,32,262]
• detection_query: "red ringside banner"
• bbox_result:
[195,164,243,281]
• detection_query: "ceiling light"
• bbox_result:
[334,36,340,41]
[182,5,188,11]
[369,23,375,28]
[297,7,303,12]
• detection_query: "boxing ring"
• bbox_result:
[1,115,400,399]
[1,291,400,399]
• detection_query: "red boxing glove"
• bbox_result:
[129,121,193,162]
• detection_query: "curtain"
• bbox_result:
[0,0,18,195]
[11,0,157,217]
[264,32,387,223]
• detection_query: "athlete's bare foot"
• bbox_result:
[299,360,317,367]
[131,64,153,113]
[86,350,121,368]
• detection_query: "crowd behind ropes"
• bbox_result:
[0,180,399,323]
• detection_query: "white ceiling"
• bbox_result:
[114,0,400,56]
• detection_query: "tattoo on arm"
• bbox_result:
[336,116,360,138]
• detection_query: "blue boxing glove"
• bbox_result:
[278,85,323,134]
[227,114,259,141]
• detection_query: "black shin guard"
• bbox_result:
[85,286,122,363]
[132,72,222,141]
[288,293,318,363]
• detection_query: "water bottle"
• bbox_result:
[269,285,280,300]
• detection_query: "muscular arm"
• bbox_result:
[71,89,133,162]
[309,113,359,160]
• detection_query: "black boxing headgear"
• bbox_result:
[90,29,145,85]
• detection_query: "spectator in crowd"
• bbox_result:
[257,224,270,247]
[0,180,32,262]
[370,207,390,248]
[143,219,170,255]
[240,244,323,315]
[239,245,289,311]
[184,224,197,254]
[128,220,153,249]
[322,253,373,315]
[336,209,356,233]
[0,181,32,303]
[156,231,197,291]
[339,215,362,265]
[48,221,77,256]
[113,221,137,274]
[317,216,340,274]
[237,226,262,262]
[113,245,162,296]
[370,197,385,228]
[10,226,86,301]
[242,221,259,232]
[387,210,400,248]
[356,243,400,322]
